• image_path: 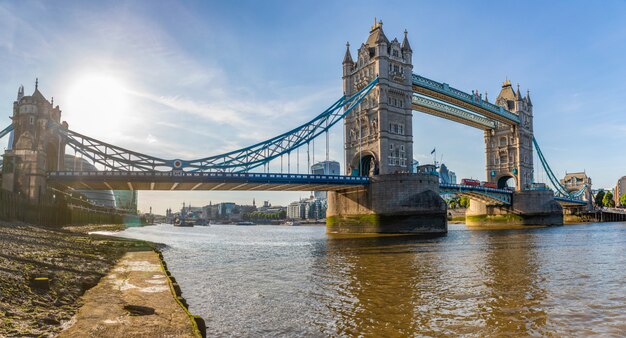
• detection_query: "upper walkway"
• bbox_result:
[412,73,521,128]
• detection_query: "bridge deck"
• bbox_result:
[48,171,368,191]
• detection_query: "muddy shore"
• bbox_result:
[0,221,153,337]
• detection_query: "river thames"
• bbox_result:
[115,222,626,337]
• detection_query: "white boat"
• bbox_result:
[236,221,255,226]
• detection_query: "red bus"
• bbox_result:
[461,178,480,186]
[482,182,497,189]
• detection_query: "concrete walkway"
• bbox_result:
[60,251,198,337]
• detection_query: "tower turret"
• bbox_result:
[401,30,412,62]
[2,80,67,201]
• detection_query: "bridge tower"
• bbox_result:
[485,80,534,190]
[467,80,563,226]
[342,19,413,176]
[327,21,447,234]
[2,80,67,202]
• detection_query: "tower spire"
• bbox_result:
[35,78,38,90]
[343,42,353,64]
[401,29,412,52]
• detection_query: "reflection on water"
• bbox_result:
[116,222,626,336]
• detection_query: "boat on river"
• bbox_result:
[236,221,255,226]
[174,217,194,227]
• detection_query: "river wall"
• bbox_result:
[0,189,130,226]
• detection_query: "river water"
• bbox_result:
[115,222,626,337]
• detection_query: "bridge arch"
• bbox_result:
[497,175,517,189]
[350,151,379,176]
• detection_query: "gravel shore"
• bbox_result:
[0,221,148,337]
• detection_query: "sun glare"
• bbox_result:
[64,74,130,133]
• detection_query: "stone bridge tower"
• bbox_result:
[342,19,413,176]
[2,80,67,202]
[485,80,534,190]
[328,21,447,235]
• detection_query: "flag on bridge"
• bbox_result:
[430,148,436,154]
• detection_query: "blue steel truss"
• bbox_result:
[439,183,512,205]
[412,73,520,125]
[532,136,587,201]
[0,124,13,140]
[60,77,379,172]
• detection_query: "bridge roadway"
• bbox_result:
[48,171,369,192]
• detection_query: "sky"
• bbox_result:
[1,0,625,214]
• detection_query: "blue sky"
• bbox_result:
[1,1,625,213]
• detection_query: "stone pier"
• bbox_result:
[326,173,447,234]
[466,190,563,226]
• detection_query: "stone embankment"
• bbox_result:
[0,222,204,337]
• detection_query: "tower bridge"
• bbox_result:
[1,20,589,233]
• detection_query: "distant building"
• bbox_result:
[560,171,593,204]
[311,160,340,200]
[63,155,116,208]
[438,163,457,184]
[615,176,626,207]
[217,202,236,219]
[287,196,327,220]
[449,171,457,184]
[287,200,306,220]
[114,190,138,213]
[411,160,419,173]
[202,202,220,220]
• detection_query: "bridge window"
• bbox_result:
[500,137,507,146]
[392,50,399,57]
[29,116,35,125]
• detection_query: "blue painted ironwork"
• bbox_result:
[440,183,512,205]
[412,93,496,129]
[554,196,587,206]
[48,170,369,191]
[412,73,520,125]
[532,136,587,201]
[0,124,13,140]
[62,77,379,172]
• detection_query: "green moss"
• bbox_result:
[466,214,524,224]
[327,214,380,228]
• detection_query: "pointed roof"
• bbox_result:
[515,84,523,101]
[343,42,353,64]
[496,78,516,102]
[31,78,49,103]
[402,30,412,52]
[366,18,389,47]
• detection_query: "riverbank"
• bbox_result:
[0,221,202,337]
[59,250,201,337]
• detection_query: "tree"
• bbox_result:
[621,194,626,207]
[459,196,470,208]
[603,191,615,208]
[595,190,605,207]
